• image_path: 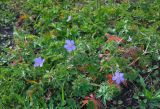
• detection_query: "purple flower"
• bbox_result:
[64,40,76,52]
[112,71,124,85]
[66,15,72,22]
[34,57,45,67]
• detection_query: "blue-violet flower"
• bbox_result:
[112,71,124,84]
[64,40,76,52]
[34,57,45,67]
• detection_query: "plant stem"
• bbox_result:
[91,83,100,87]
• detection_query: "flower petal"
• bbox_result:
[65,40,71,44]
[120,73,124,77]
[112,76,117,81]
[71,45,76,50]
[64,45,68,49]
[115,71,120,76]
[120,77,124,82]
[67,48,72,52]
[116,79,121,84]
[70,40,74,44]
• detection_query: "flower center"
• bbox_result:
[68,44,73,48]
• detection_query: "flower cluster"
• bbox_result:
[34,39,76,67]
[33,40,125,86]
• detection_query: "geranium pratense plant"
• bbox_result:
[112,71,124,85]
[34,57,45,67]
[64,40,76,52]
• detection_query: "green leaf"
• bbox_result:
[139,75,146,88]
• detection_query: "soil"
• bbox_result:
[106,81,139,109]
[0,26,14,51]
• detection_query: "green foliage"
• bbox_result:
[72,75,92,97]
[0,0,160,108]
[97,83,119,104]
[0,1,15,27]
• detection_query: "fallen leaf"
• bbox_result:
[105,49,110,54]
[25,79,39,84]
[27,90,33,102]
[106,33,125,43]
[81,94,103,109]
[45,89,52,102]
[11,60,17,66]
[77,64,90,73]
[106,74,114,85]
[16,14,27,27]
[118,47,142,59]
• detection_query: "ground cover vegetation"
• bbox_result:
[0,0,160,108]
